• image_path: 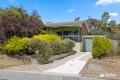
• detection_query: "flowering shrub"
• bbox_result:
[33,34,61,43]
[3,36,29,55]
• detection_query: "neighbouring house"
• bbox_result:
[45,21,89,42]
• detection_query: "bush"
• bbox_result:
[108,31,120,40]
[33,34,61,43]
[28,38,53,62]
[50,38,75,55]
[92,36,112,58]
[62,38,75,51]
[3,36,29,55]
[50,41,66,55]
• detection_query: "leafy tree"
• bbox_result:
[87,18,98,27]
[74,17,80,21]
[0,6,44,42]
[109,20,116,27]
[101,12,110,32]
[109,20,117,33]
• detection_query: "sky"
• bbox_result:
[0,0,120,23]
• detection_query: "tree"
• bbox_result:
[87,18,98,27]
[101,12,110,32]
[0,6,44,42]
[74,17,80,21]
[109,20,116,27]
[108,20,117,33]
[101,12,110,25]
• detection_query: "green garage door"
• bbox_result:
[85,38,92,52]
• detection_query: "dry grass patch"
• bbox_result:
[80,58,120,78]
[0,54,30,69]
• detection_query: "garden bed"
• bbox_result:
[80,58,120,79]
[37,51,76,64]
[0,54,30,69]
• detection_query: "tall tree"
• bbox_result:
[101,12,110,32]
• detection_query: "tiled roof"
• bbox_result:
[45,21,82,28]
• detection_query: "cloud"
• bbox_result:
[67,9,76,13]
[96,0,120,5]
[110,12,118,17]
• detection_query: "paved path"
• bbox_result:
[44,52,92,74]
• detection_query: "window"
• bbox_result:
[74,30,78,35]
[57,32,62,35]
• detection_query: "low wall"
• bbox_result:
[110,39,119,47]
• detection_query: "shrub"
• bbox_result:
[28,38,53,62]
[92,36,112,58]
[3,36,29,55]
[50,41,66,55]
[33,34,61,43]
[62,38,75,51]
[50,38,75,55]
[108,31,120,40]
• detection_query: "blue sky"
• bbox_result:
[0,0,120,23]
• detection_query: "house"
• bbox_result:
[45,21,89,42]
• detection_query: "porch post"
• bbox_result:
[78,28,80,42]
[62,30,63,39]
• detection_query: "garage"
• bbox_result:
[82,36,93,52]
[82,35,105,52]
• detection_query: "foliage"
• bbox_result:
[62,38,75,51]
[50,38,75,55]
[29,38,52,54]
[39,29,47,34]
[86,12,119,35]
[109,20,116,27]
[101,12,110,25]
[92,36,112,58]
[0,6,44,41]
[33,34,61,43]
[29,38,53,62]
[50,41,66,55]
[3,36,29,55]
[108,31,120,40]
